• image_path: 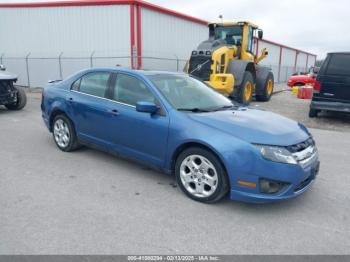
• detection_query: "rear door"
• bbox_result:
[319,53,350,102]
[68,71,118,148]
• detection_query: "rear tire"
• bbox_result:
[309,108,319,118]
[256,72,274,102]
[52,114,80,152]
[5,86,27,110]
[236,71,254,105]
[175,147,229,203]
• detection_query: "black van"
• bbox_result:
[309,52,350,117]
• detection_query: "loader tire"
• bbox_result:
[236,71,254,105]
[256,72,274,102]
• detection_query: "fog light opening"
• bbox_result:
[259,178,288,194]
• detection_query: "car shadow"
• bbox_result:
[73,144,310,214]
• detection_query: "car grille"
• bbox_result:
[188,55,212,81]
[288,138,318,168]
[294,175,314,192]
[287,137,315,153]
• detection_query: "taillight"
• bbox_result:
[314,80,321,91]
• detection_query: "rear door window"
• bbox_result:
[326,54,350,76]
[76,72,111,98]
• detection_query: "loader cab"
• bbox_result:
[209,22,260,61]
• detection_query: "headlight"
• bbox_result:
[255,144,297,165]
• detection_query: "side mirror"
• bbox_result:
[0,65,6,71]
[136,101,159,114]
[258,30,263,39]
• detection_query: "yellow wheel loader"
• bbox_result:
[188,21,274,104]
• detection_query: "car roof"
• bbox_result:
[80,67,186,77]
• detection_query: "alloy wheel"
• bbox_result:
[53,119,71,148]
[179,155,218,198]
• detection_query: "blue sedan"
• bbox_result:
[41,68,320,203]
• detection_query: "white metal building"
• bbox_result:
[0,0,316,87]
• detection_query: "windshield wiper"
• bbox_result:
[211,105,236,111]
[177,108,211,113]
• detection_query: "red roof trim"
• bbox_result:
[0,0,208,25]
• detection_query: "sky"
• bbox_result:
[3,0,350,59]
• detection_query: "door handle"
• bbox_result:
[107,109,120,116]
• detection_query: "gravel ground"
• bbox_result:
[0,91,350,254]
[252,84,350,132]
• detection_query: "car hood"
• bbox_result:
[187,108,310,146]
[0,71,18,81]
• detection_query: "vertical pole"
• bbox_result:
[277,47,282,83]
[0,53,4,65]
[130,4,135,69]
[90,51,95,68]
[305,54,309,73]
[174,54,179,72]
[25,52,31,89]
[133,46,138,69]
[294,51,298,74]
[58,52,63,79]
[136,4,142,69]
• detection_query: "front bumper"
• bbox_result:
[230,160,319,203]
[224,145,320,203]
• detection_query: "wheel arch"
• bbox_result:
[170,141,229,179]
[49,109,72,132]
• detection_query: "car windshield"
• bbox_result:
[147,74,233,112]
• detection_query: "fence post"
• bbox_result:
[0,53,4,65]
[25,52,31,90]
[174,54,179,72]
[90,51,95,68]
[58,52,63,79]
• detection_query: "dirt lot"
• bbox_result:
[253,84,350,132]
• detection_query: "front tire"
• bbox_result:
[236,71,254,105]
[175,147,229,203]
[256,72,274,102]
[52,115,79,152]
[5,86,27,110]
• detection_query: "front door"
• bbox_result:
[107,72,169,168]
